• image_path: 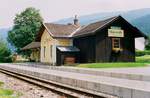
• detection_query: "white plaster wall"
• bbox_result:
[135,37,146,51]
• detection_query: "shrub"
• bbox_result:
[136,55,150,63]
[136,50,150,56]
[3,56,12,63]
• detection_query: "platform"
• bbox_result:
[50,66,150,82]
[0,63,150,98]
[14,63,150,82]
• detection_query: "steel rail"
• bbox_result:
[0,67,118,98]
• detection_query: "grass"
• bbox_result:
[0,82,4,87]
[77,55,150,68]
[0,81,21,98]
[0,89,14,96]
[77,63,147,68]
[136,55,150,63]
[0,88,15,98]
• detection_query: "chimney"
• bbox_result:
[73,15,80,26]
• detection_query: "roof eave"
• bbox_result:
[72,31,95,38]
[72,16,120,38]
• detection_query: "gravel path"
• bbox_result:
[0,72,64,98]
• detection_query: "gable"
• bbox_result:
[41,29,54,45]
[41,29,73,47]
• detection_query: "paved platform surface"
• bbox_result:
[0,63,150,98]
[13,63,150,81]
[91,67,150,75]
[55,66,150,80]
[13,63,150,75]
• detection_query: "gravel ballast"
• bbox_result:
[0,72,63,98]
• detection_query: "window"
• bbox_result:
[44,46,46,58]
[112,38,121,51]
[50,45,52,58]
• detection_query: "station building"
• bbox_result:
[22,15,147,65]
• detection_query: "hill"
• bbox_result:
[132,14,150,35]
[55,8,150,35]
[56,8,150,25]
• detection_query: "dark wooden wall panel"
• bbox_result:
[95,29,107,62]
[73,36,96,63]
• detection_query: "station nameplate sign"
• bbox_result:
[108,29,124,37]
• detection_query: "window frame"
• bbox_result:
[44,46,46,58]
[50,45,52,58]
[112,38,121,51]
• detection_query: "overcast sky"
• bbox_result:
[0,0,150,28]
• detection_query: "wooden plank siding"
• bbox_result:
[74,17,136,63]
[73,36,96,63]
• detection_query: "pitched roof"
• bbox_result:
[21,42,40,50]
[72,16,118,37]
[44,23,80,37]
[35,23,80,41]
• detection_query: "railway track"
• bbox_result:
[0,67,115,98]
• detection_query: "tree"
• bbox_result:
[0,38,12,62]
[145,36,150,50]
[8,7,43,53]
